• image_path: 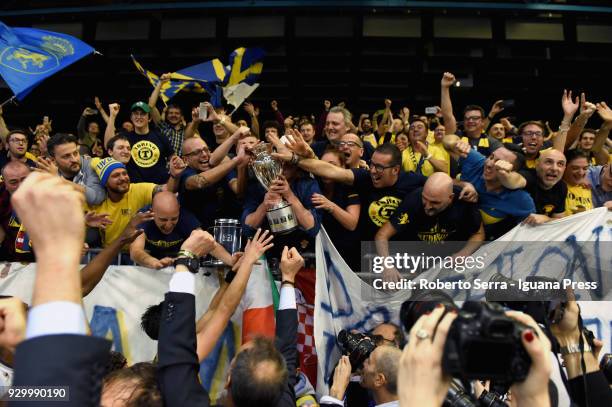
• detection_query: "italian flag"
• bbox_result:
[240,255,279,342]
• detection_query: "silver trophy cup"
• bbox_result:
[201,219,242,267]
[250,143,298,234]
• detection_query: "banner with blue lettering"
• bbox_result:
[0,21,95,100]
[314,208,612,402]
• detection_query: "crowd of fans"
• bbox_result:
[0,70,610,406]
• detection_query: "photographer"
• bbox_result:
[322,345,402,407]
[550,294,612,406]
[398,305,553,407]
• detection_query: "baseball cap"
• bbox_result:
[131,101,151,113]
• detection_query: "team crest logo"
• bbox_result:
[397,212,409,225]
[131,140,160,168]
[368,196,401,227]
[542,204,555,215]
[0,35,75,74]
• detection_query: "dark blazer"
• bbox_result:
[274,308,298,407]
[157,291,211,407]
[11,334,111,407]
[157,291,299,407]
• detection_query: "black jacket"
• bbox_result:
[11,334,111,407]
[156,291,298,407]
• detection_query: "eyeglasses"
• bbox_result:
[522,131,543,137]
[336,141,362,148]
[184,147,210,157]
[464,116,483,122]
[371,162,395,173]
[371,335,396,346]
[9,138,27,144]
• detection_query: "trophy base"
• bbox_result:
[267,201,298,234]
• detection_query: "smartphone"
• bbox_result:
[280,135,294,145]
[199,102,208,120]
[502,99,515,108]
[425,106,438,115]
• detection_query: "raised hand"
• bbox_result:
[242,228,274,264]
[596,101,612,123]
[441,72,456,88]
[489,100,504,117]
[324,100,331,111]
[561,89,579,117]
[109,103,120,118]
[244,102,257,116]
[280,246,304,283]
[384,99,392,108]
[271,100,278,111]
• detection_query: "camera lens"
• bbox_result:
[400,289,456,332]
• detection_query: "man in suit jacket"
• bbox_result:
[156,227,302,407]
[6,173,112,406]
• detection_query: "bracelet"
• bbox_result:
[177,249,197,259]
[281,280,295,286]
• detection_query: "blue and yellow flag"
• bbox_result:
[0,21,95,100]
[224,47,265,87]
[132,47,264,107]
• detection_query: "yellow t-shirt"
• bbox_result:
[401,144,448,176]
[565,183,593,215]
[86,183,156,247]
[429,141,450,174]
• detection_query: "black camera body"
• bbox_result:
[337,329,377,371]
[443,301,532,383]
[401,291,532,384]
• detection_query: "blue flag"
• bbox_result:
[0,21,95,100]
[224,47,265,87]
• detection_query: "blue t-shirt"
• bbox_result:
[142,208,200,259]
[460,149,535,240]
[178,167,239,231]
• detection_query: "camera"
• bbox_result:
[401,290,532,383]
[337,330,377,371]
[485,274,567,324]
[444,382,475,407]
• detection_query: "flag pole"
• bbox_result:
[0,96,17,108]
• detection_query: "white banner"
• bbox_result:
[0,262,273,402]
[314,209,612,395]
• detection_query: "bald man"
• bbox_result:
[337,133,364,169]
[520,149,568,225]
[129,191,200,269]
[375,172,484,277]
[323,346,402,407]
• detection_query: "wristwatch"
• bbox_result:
[174,251,200,274]
[560,343,592,355]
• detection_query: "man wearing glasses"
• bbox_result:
[0,130,37,170]
[177,137,247,230]
[337,133,364,169]
[275,143,426,241]
[519,121,551,170]
[460,105,502,157]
